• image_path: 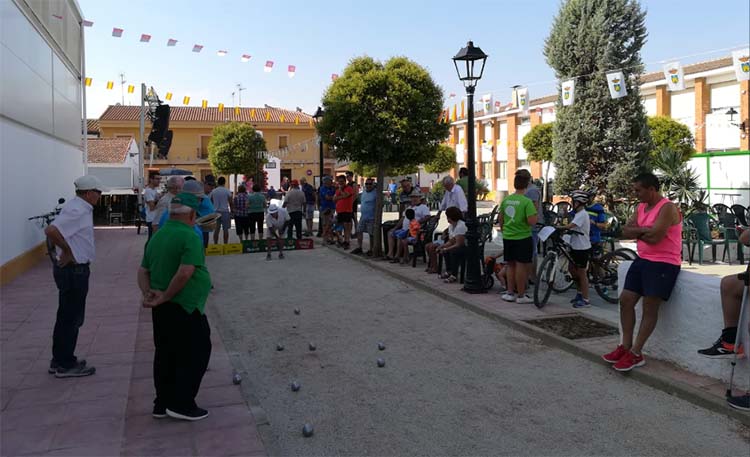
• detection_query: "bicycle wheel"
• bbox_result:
[482,274,494,291]
[614,247,637,260]
[594,251,631,303]
[534,253,556,308]
[550,254,574,293]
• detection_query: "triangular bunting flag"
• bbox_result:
[460,100,465,118]
[295,116,299,125]
[234,107,240,115]
[192,44,203,53]
[264,61,274,72]
[140,34,151,43]
[167,39,178,46]
[265,112,271,121]
[288,65,296,78]
[308,119,313,127]
[112,28,123,37]
[165,92,173,101]
[183,96,190,105]
[106,81,114,90]
[250,109,256,119]
[280,114,285,122]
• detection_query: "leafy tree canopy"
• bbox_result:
[424,144,457,174]
[208,122,266,176]
[647,116,695,162]
[523,122,554,163]
[349,162,419,178]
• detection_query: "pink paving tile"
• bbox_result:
[120,434,195,457]
[51,417,124,449]
[71,378,130,402]
[123,413,191,441]
[6,383,76,409]
[93,351,136,366]
[187,404,258,432]
[0,424,57,456]
[133,350,154,363]
[1,388,13,410]
[1,402,68,431]
[62,395,128,420]
[126,393,155,414]
[195,385,247,408]
[128,377,155,398]
[131,361,154,379]
[193,425,266,456]
[45,442,121,456]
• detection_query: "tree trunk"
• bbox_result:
[372,164,386,257]
[544,161,552,202]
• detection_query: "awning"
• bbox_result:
[102,188,136,196]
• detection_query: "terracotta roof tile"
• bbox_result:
[99,105,315,124]
[640,56,733,84]
[87,138,133,163]
[87,119,100,134]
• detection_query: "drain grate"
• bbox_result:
[524,315,619,340]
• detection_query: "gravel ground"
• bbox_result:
[207,248,749,456]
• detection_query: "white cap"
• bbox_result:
[268,203,279,214]
[74,175,107,192]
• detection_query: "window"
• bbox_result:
[483,162,493,181]
[518,160,530,170]
[496,161,507,179]
[200,136,211,159]
[278,135,288,149]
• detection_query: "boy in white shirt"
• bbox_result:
[563,191,592,308]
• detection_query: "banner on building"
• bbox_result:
[662,61,685,91]
[732,48,750,81]
[481,94,493,115]
[513,87,529,113]
[606,71,628,99]
[561,79,575,106]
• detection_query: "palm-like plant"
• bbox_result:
[652,146,699,206]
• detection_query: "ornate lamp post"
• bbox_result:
[452,40,488,294]
[312,106,325,183]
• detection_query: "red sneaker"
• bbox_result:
[602,345,628,363]
[613,351,645,372]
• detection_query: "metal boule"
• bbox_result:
[291,381,301,392]
[294,308,301,315]
[302,423,314,437]
[377,358,385,367]
[232,373,242,385]
[276,344,284,351]
[377,342,386,351]
[308,343,316,351]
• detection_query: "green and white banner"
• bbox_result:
[606,71,627,99]
[732,48,750,81]
[561,79,575,106]
[662,61,685,91]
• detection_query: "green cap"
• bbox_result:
[171,192,200,211]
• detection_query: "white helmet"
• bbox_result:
[570,190,590,205]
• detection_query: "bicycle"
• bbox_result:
[28,198,65,265]
[533,226,636,308]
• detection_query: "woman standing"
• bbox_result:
[247,184,267,241]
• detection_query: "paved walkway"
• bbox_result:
[0,228,266,457]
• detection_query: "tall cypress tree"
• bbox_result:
[544,0,651,200]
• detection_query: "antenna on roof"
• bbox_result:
[236,83,246,107]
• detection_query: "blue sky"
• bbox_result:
[80,0,750,118]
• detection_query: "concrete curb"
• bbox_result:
[324,245,750,426]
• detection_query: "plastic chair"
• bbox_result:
[712,203,731,219]
[731,204,749,227]
[686,212,734,264]
[411,213,441,267]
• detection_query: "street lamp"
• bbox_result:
[726,107,747,134]
[312,106,325,183]
[453,40,488,294]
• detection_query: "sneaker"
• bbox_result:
[365,250,373,257]
[55,361,96,378]
[572,299,591,309]
[570,293,582,304]
[602,345,628,363]
[166,407,209,421]
[727,394,750,411]
[613,351,645,372]
[266,254,272,261]
[152,405,168,419]
[49,358,86,374]
[496,286,508,294]
[698,338,743,359]
[351,247,363,255]
[278,253,285,260]
[516,295,534,304]
[501,293,516,302]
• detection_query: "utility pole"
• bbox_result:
[231,91,235,106]
[236,83,246,107]
[120,73,126,105]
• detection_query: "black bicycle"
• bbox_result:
[28,198,65,264]
[534,226,636,307]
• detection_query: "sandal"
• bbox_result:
[389,258,401,264]
[443,275,457,283]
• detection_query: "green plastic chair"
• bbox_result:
[686,212,733,264]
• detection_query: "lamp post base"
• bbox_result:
[461,217,486,294]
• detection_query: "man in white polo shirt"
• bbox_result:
[44,175,105,378]
[439,176,468,214]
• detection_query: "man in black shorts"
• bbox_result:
[602,173,682,372]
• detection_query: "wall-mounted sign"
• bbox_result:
[265,162,277,169]
[306,169,313,176]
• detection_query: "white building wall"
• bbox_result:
[642,96,657,116]
[670,89,695,135]
[0,0,85,266]
[517,122,531,160]
[541,109,556,124]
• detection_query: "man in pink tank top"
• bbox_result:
[602,173,682,372]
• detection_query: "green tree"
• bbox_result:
[523,122,554,201]
[349,162,419,178]
[208,122,267,184]
[318,56,448,256]
[647,116,695,162]
[424,144,457,174]
[544,0,652,202]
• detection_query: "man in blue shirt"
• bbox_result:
[318,177,336,242]
[299,177,317,236]
[158,179,214,243]
[351,178,377,255]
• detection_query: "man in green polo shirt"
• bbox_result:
[137,192,212,422]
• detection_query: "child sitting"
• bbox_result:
[397,209,422,264]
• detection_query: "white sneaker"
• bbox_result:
[501,293,516,302]
[516,295,534,304]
